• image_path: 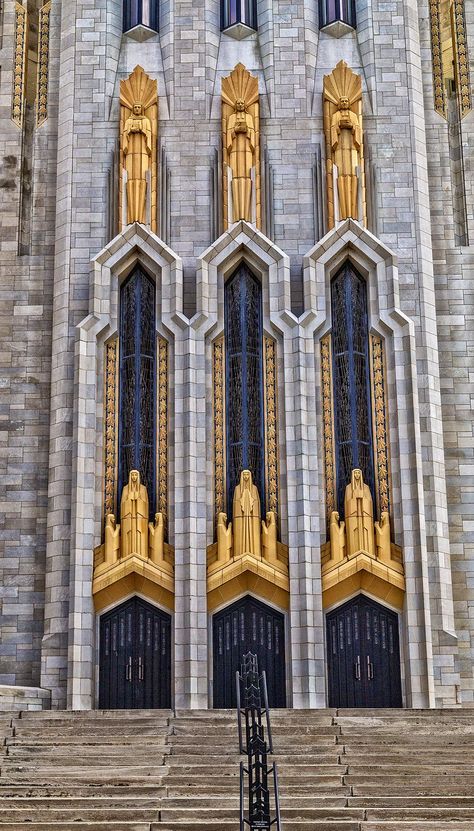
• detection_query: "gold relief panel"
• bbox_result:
[104,338,119,522]
[430,0,471,119]
[158,337,168,537]
[453,0,471,119]
[370,334,391,517]
[36,0,51,126]
[213,337,225,524]
[321,334,336,528]
[264,336,278,515]
[12,2,27,127]
[429,0,447,118]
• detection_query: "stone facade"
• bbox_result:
[0,0,473,709]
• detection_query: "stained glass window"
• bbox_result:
[221,0,257,32]
[119,268,156,515]
[225,264,265,511]
[318,0,356,30]
[331,262,374,516]
[123,0,158,33]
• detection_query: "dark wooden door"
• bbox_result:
[99,597,171,709]
[326,595,402,708]
[213,595,286,708]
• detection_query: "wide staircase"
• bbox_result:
[0,708,473,830]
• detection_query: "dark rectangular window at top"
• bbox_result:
[222,0,257,32]
[319,0,356,29]
[123,0,158,33]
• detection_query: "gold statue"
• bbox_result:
[120,66,158,231]
[323,61,366,228]
[233,469,261,558]
[148,512,164,566]
[120,470,149,559]
[261,511,278,566]
[222,63,260,228]
[329,510,346,565]
[216,511,233,564]
[375,510,391,565]
[104,513,120,566]
[344,469,375,558]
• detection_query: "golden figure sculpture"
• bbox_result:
[148,512,164,566]
[261,511,278,566]
[104,513,120,566]
[120,66,158,231]
[329,510,346,565]
[233,470,261,558]
[222,63,261,228]
[120,470,149,559]
[344,469,375,558]
[375,510,391,565]
[323,61,366,228]
[217,511,233,563]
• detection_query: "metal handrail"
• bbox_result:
[236,652,282,831]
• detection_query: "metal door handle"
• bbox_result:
[355,655,361,681]
[138,656,144,681]
[367,655,374,680]
[126,656,132,682]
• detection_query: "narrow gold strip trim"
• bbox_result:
[158,337,168,536]
[104,339,118,521]
[213,338,225,525]
[370,334,391,517]
[264,336,279,515]
[12,2,27,127]
[453,0,471,119]
[36,1,51,127]
[321,334,336,528]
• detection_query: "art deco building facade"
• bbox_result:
[0,0,473,713]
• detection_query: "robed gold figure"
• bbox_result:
[344,469,375,558]
[233,470,261,558]
[323,61,366,228]
[120,470,149,559]
[222,64,261,228]
[120,66,158,231]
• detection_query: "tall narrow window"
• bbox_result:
[318,0,356,31]
[221,0,257,36]
[119,268,156,514]
[123,0,158,34]
[331,263,374,515]
[225,264,265,511]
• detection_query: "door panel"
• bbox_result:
[213,595,286,708]
[99,597,171,709]
[326,595,402,708]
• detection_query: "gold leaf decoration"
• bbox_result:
[321,334,336,529]
[104,339,118,521]
[36,1,51,126]
[158,337,168,537]
[371,334,390,516]
[213,338,225,526]
[12,2,27,127]
[264,337,279,515]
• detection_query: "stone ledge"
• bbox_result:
[0,684,51,711]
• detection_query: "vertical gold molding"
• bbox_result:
[12,2,27,127]
[264,336,278,515]
[36,0,51,127]
[430,0,447,118]
[158,337,168,536]
[104,339,118,521]
[213,338,225,524]
[321,334,336,528]
[453,0,471,119]
[370,334,390,517]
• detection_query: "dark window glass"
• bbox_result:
[119,268,156,514]
[331,262,374,516]
[319,0,356,29]
[123,0,158,33]
[222,0,257,31]
[225,264,265,511]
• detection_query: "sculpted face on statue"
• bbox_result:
[339,96,350,110]
[131,470,138,483]
[235,98,246,112]
[133,103,143,116]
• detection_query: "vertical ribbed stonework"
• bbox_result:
[264,336,278,515]
[321,334,336,528]
[104,339,118,521]
[36,1,51,126]
[158,337,168,537]
[213,337,225,525]
[12,2,27,127]
[371,334,390,517]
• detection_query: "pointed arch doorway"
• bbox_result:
[326,595,402,708]
[212,595,286,708]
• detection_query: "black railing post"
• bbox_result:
[236,652,282,831]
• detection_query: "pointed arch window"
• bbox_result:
[119,267,156,514]
[331,262,374,515]
[225,264,265,511]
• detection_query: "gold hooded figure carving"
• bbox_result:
[120,66,158,231]
[323,61,366,228]
[222,63,261,228]
[232,469,261,558]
